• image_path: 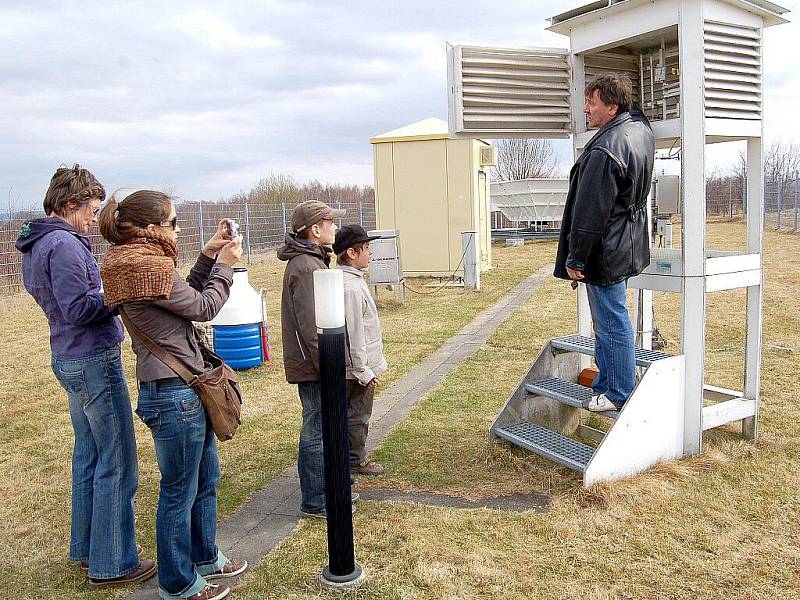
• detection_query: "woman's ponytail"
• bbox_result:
[98,190,172,245]
[98,196,125,244]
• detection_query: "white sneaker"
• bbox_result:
[586,393,619,412]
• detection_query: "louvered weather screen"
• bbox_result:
[447,44,571,138]
[704,21,762,120]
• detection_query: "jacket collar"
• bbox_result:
[583,110,632,153]
[338,264,365,277]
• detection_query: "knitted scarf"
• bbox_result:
[101,231,178,305]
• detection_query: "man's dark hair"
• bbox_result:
[43,164,105,216]
[585,73,633,113]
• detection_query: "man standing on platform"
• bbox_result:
[554,73,655,413]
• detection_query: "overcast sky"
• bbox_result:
[2,0,798,211]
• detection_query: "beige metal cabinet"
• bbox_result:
[370,117,493,277]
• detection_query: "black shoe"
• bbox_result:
[300,503,357,519]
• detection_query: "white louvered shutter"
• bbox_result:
[447,44,571,138]
[704,21,762,120]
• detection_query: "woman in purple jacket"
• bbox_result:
[15,165,155,588]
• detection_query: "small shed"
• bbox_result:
[370,117,493,277]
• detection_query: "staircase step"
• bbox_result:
[551,334,671,367]
[524,378,619,419]
[494,421,594,472]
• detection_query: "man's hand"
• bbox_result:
[368,378,379,388]
[566,267,585,281]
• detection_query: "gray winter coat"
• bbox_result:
[339,265,387,385]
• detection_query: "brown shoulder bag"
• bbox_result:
[120,310,243,442]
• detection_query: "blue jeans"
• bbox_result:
[136,382,227,599]
[586,281,636,406]
[298,382,325,513]
[51,346,140,580]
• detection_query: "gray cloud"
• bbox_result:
[1,0,797,210]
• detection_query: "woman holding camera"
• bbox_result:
[15,165,154,588]
[99,191,247,600]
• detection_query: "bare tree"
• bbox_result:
[735,139,800,193]
[765,139,800,193]
[492,138,559,182]
[248,172,301,205]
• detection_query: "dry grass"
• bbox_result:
[237,223,800,599]
[0,240,553,599]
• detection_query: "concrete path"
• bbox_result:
[125,265,552,599]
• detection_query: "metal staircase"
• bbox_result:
[490,334,686,485]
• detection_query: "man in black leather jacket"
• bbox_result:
[554,73,655,413]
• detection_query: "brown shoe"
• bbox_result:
[87,558,156,589]
[352,460,385,476]
[81,544,144,571]
[191,583,230,599]
[204,558,248,580]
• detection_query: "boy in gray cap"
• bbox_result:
[277,200,348,518]
[334,225,387,476]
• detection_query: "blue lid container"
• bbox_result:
[213,323,263,370]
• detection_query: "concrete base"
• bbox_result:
[320,564,366,592]
[505,238,525,247]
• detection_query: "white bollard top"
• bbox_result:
[314,269,345,329]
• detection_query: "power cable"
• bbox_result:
[401,235,474,296]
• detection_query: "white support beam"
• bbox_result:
[743,136,764,439]
[702,399,757,430]
[679,0,708,456]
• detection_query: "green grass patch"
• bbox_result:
[238,223,800,599]
[0,240,553,599]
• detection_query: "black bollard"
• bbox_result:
[314,269,364,590]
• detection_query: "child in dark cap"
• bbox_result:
[334,224,387,476]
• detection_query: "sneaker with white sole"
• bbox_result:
[586,393,620,413]
[204,558,248,581]
[192,583,230,600]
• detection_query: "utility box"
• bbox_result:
[367,229,402,284]
[654,175,681,215]
[370,117,492,277]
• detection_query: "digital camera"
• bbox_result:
[226,219,239,239]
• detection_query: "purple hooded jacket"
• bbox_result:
[15,217,123,359]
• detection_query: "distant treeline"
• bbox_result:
[190,173,374,208]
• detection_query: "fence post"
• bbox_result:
[728,178,733,221]
[358,202,363,227]
[777,181,782,229]
[281,202,287,233]
[794,173,798,232]
[199,200,205,249]
[244,201,252,264]
[337,201,342,226]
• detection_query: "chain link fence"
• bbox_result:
[764,176,800,231]
[1,200,376,295]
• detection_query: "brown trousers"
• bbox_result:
[346,379,375,465]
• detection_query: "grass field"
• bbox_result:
[2,223,798,599]
[238,222,800,599]
[0,237,554,599]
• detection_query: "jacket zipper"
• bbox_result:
[295,331,307,361]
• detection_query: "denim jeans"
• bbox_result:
[136,381,226,599]
[51,345,140,580]
[586,280,636,406]
[297,382,325,513]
